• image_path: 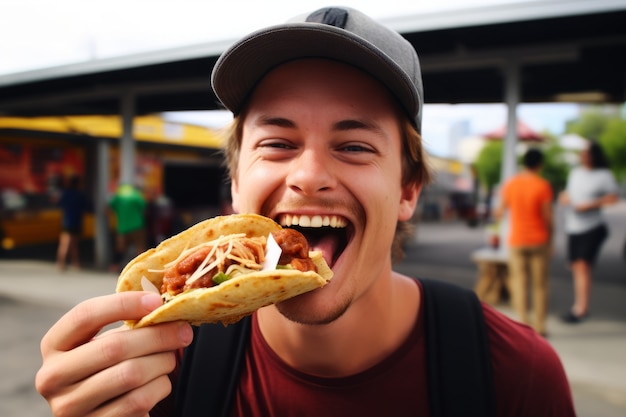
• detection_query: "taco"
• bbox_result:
[116,213,333,327]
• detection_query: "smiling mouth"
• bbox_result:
[277,214,350,268]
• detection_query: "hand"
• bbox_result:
[36,292,193,417]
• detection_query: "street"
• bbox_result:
[0,201,625,417]
[0,296,67,417]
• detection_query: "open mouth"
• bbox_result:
[277,214,351,268]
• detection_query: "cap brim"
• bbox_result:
[211,23,420,124]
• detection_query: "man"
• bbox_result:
[108,183,147,271]
[496,148,554,336]
[36,7,575,417]
[55,174,89,271]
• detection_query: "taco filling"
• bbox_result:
[160,228,317,301]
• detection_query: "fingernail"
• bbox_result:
[141,293,163,311]
[178,323,193,345]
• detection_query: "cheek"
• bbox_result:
[234,165,283,212]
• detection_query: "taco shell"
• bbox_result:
[116,213,333,327]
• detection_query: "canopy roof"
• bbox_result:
[0,115,223,148]
[0,0,624,116]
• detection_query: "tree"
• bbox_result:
[473,137,569,218]
[565,105,626,183]
[566,109,612,140]
[540,132,570,195]
[599,118,626,182]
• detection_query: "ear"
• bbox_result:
[230,179,240,213]
[398,182,421,222]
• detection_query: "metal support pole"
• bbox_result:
[120,92,136,185]
[94,139,111,270]
[498,61,521,253]
[502,62,520,181]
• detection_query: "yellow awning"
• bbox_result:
[0,114,224,149]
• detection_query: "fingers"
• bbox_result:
[37,320,192,396]
[46,352,176,417]
[41,292,163,356]
[36,292,193,417]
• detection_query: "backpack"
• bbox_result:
[173,278,496,417]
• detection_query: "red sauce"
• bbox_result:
[161,228,317,297]
[272,229,317,272]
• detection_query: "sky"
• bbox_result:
[1,0,580,157]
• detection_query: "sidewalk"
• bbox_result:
[1,257,626,416]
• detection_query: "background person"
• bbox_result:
[55,174,90,271]
[108,183,147,271]
[496,148,553,336]
[35,7,575,417]
[559,141,619,323]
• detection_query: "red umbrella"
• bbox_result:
[483,120,544,142]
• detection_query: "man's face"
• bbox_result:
[231,59,418,324]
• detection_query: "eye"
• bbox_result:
[338,142,375,154]
[258,139,294,150]
[256,139,298,160]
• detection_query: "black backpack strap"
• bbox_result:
[173,282,495,417]
[173,316,251,417]
[420,278,496,417]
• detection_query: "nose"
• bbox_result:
[286,149,336,196]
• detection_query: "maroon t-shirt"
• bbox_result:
[153,280,576,416]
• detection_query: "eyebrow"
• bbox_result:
[256,115,383,134]
[256,116,296,129]
[333,118,383,134]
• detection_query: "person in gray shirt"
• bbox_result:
[559,141,619,323]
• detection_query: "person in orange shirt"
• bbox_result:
[497,148,553,336]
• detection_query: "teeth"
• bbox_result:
[279,214,346,228]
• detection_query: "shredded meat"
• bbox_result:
[161,229,316,297]
[272,228,317,272]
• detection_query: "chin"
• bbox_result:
[275,289,351,326]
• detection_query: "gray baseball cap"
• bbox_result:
[211,6,424,132]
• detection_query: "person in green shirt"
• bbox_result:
[108,183,147,271]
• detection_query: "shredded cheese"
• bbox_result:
[183,234,267,286]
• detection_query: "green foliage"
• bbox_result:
[566,110,612,140]
[474,133,569,195]
[474,141,503,188]
[514,138,569,194]
[599,119,626,181]
[565,106,626,182]
[540,136,570,194]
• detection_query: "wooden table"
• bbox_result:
[471,247,510,305]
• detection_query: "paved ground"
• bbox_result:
[1,201,625,417]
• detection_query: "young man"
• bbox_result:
[36,7,576,417]
[55,174,90,271]
[108,183,147,271]
[496,148,554,336]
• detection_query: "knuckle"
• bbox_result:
[115,360,145,390]
[122,388,156,416]
[97,333,128,364]
[67,300,98,330]
[34,368,52,397]
[49,394,79,417]
[35,363,62,398]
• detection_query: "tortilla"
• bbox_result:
[116,213,333,327]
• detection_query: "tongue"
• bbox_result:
[308,234,340,267]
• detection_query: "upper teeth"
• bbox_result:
[279,214,347,228]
